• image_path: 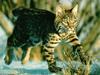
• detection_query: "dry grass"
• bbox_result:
[58,43,91,75]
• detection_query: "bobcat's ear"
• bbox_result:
[56,4,72,17]
[56,5,63,17]
[72,4,78,16]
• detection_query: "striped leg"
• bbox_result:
[42,34,62,73]
[67,34,90,65]
[73,45,89,64]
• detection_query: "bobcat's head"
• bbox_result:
[55,4,79,37]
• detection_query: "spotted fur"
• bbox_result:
[4,4,89,73]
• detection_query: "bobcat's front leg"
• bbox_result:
[42,34,62,73]
[66,32,90,65]
[73,45,90,65]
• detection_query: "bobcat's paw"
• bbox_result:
[49,66,62,73]
[4,54,13,65]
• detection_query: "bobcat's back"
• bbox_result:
[12,8,57,46]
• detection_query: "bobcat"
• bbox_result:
[4,4,89,73]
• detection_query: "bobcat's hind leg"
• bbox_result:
[4,35,15,65]
[4,46,14,65]
[21,45,32,64]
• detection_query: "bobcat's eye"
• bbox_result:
[63,16,68,21]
